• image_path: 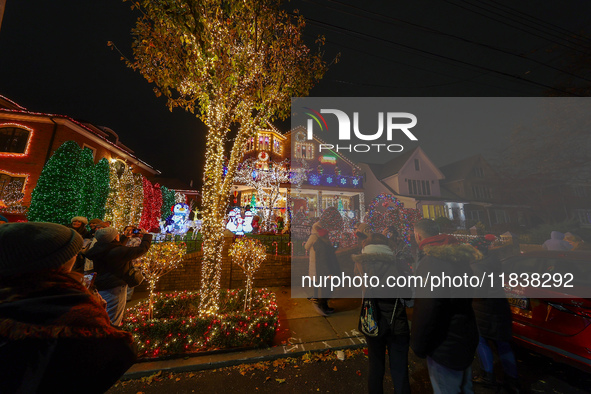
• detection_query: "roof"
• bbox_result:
[439,154,482,182]
[374,147,418,179]
[0,95,160,175]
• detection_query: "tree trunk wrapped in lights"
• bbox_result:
[229,238,267,311]
[137,242,187,319]
[122,0,329,314]
[233,158,290,231]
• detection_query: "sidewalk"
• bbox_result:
[123,287,365,380]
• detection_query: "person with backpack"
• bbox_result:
[353,233,411,394]
[86,227,152,326]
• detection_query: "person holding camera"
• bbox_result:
[0,222,136,393]
[86,227,152,326]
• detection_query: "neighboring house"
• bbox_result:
[0,94,160,210]
[360,146,466,223]
[439,154,532,230]
[285,126,365,221]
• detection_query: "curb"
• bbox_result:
[122,334,367,380]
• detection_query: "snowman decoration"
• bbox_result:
[242,208,254,233]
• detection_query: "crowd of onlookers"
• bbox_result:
[1,210,589,393]
[0,215,152,393]
[305,218,530,394]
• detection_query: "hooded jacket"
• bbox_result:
[410,236,481,370]
[352,244,410,336]
[0,269,136,393]
[542,231,573,251]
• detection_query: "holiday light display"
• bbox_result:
[122,289,278,357]
[28,141,85,224]
[137,241,186,319]
[75,148,95,220]
[174,191,186,204]
[234,158,290,231]
[139,177,162,231]
[130,173,144,226]
[320,206,344,232]
[91,158,110,220]
[104,163,125,231]
[366,194,423,244]
[229,238,267,311]
[0,179,26,214]
[161,202,193,235]
[160,186,175,221]
[125,0,327,314]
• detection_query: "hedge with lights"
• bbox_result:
[122,289,278,358]
[91,158,110,220]
[28,141,85,224]
[76,147,95,220]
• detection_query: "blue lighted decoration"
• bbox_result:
[339,177,347,186]
[352,177,360,186]
[326,176,334,184]
[309,173,321,186]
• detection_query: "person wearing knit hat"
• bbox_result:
[69,215,90,239]
[0,222,136,392]
[88,218,103,236]
[86,227,152,326]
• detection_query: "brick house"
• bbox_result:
[0,95,160,214]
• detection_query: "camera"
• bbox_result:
[132,228,141,234]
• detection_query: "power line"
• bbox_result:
[301,15,580,96]
[308,0,591,85]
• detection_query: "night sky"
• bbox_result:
[1,0,590,188]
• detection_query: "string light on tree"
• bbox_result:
[228,238,267,311]
[233,158,290,231]
[122,0,328,315]
[137,241,186,319]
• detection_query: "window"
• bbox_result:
[574,209,591,225]
[473,167,484,178]
[246,137,255,151]
[258,135,264,150]
[408,179,431,195]
[494,209,509,224]
[0,127,30,154]
[273,139,281,154]
[422,204,447,219]
[0,173,26,201]
[414,159,420,171]
[294,142,314,159]
[472,185,493,200]
[574,186,588,197]
[466,210,482,222]
[264,136,270,151]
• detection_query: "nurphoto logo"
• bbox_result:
[304,107,418,153]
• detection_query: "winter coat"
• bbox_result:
[86,233,152,291]
[352,244,410,336]
[0,268,136,393]
[410,242,481,371]
[471,249,512,341]
[305,222,323,277]
[542,231,573,251]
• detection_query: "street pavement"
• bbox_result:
[111,287,591,393]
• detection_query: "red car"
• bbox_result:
[502,250,591,372]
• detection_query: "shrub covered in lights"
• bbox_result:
[122,289,278,358]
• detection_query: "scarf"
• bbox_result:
[419,234,459,249]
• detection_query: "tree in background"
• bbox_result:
[122,0,328,314]
[28,141,84,224]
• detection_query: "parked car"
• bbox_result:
[502,251,591,372]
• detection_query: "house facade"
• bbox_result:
[0,95,160,215]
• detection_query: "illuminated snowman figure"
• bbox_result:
[242,208,254,233]
[226,209,238,233]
